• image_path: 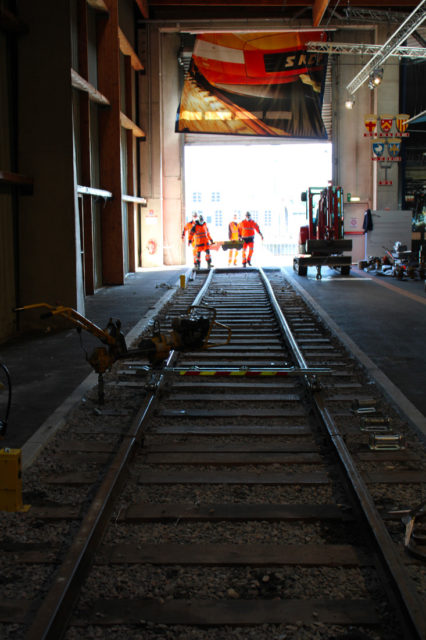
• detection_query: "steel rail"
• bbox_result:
[25,271,215,639]
[24,357,171,640]
[258,267,426,640]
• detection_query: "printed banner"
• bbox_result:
[175,32,328,139]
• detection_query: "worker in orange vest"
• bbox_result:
[182,212,199,264]
[189,214,214,269]
[238,211,263,267]
[228,213,240,266]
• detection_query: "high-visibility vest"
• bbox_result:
[229,221,239,241]
[189,221,212,247]
[238,219,261,239]
[182,220,196,241]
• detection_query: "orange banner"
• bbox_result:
[176,32,328,139]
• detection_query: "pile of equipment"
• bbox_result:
[358,242,426,280]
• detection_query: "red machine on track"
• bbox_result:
[293,184,352,279]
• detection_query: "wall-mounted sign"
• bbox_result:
[145,209,158,226]
[363,113,410,138]
[371,139,401,162]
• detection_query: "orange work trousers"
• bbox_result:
[241,238,254,265]
[194,242,212,267]
[228,248,239,265]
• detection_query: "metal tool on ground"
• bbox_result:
[293,184,352,279]
[14,303,232,402]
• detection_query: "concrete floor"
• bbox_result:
[0,267,187,450]
[1,264,425,457]
[284,265,426,439]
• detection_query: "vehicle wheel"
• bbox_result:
[341,265,351,276]
[298,264,307,276]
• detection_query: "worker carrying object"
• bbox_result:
[228,214,241,266]
[238,211,263,267]
[182,212,199,264]
[189,214,214,269]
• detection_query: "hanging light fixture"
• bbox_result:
[368,67,384,89]
[345,96,355,109]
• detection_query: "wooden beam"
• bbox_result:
[124,56,136,273]
[86,0,109,13]
[120,112,146,138]
[97,0,125,285]
[134,0,149,19]
[77,0,94,295]
[312,0,330,27]
[148,0,418,5]
[0,170,33,188]
[118,28,144,71]
[71,69,110,106]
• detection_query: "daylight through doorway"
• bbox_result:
[184,143,332,268]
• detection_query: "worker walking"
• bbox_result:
[189,214,214,269]
[228,213,241,266]
[182,212,199,265]
[238,211,263,267]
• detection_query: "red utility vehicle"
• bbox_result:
[293,184,352,279]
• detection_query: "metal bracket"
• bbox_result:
[369,433,405,450]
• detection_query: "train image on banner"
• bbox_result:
[176,32,328,139]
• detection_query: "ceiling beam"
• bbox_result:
[312,0,330,26]
[147,0,420,6]
[346,0,426,95]
[307,41,426,58]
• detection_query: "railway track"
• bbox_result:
[1,267,425,640]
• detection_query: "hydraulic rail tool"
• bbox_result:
[14,303,232,403]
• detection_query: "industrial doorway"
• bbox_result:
[184,142,332,267]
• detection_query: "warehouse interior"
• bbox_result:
[1,1,426,451]
[1,0,426,339]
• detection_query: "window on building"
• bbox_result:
[211,191,221,202]
[264,210,272,226]
[251,210,259,222]
[192,192,202,203]
[214,210,223,226]
[206,215,212,224]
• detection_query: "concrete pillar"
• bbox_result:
[138,28,184,267]
[332,28,374,205]
[161,33,185,266]
[139,26,164,267]
[375,25,400,211]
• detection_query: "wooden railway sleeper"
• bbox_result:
[264,268,426,639]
